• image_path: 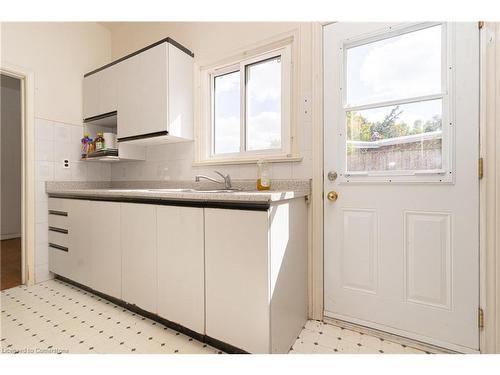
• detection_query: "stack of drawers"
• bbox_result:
[48,198,70,277]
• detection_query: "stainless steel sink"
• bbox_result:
[193,189,240,193]
[146,188,196,192]
[147,188,240,193]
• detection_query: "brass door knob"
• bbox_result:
[327,191,338,202]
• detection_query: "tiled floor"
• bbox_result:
[290,320,427,354]
[1,279,426,354]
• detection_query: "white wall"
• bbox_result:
[0,74,22,239]
[1,22,113,283]
[106,22,313,182]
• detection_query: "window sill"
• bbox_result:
[193,155,303,166]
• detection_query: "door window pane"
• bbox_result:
[214,71,240,154]
[246,57,282,151]
[346,25,442,107]
[346,99,442,172]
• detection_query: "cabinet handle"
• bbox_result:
[49,226,68,234]
[48,210,68,217]
[49,243,68,252]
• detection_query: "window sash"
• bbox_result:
[209,46,291,159]
[341,22,447,112]
[338,22,452,180]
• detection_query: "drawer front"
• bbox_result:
[48,213,68,229]
[48,229,69,248]
[48,198,70,213]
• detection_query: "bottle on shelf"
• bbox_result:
[80,133,91,159]
[95,132,105,151]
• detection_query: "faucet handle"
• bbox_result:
[213,170,231,189]
[213,170,227,179]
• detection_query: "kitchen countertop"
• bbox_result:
[45,180,311,208]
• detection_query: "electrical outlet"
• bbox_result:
[63,159,70,169]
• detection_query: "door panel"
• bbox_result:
[340,208,378,294]
[121,203,157,313]
[157,206,204,334]
[90,201,121,299]
[204,208,270,353]
[323,22,479,351]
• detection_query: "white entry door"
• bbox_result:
[323,22,479,352]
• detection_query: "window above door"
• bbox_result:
[338,23,453,183]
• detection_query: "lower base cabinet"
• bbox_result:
[90,201,121,299]
[121,203,157,314]
[48,196,307,353]
[205,200,308,354]
[157,206,205,334]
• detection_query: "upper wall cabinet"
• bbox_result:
[83,65,118,119]
[83,38,194,145]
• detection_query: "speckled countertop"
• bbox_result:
[45,180,311,205]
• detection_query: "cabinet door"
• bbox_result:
[90,201,121,299]
[83,73,100,119]
[98,65,117,115]
[157,206,204,333]
[121,203,157,313]
[83,68,117,119]
[167,43,193,140]
[205,208,270,353]
[68,199,91,286]
[117,43,168,140]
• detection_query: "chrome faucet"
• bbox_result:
[195,170,233,189]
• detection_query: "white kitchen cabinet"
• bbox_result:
[68,199,92,286]
[89,201,121,299]
[204,200,308,354]
[83,65,117,119]
[205,208,270,353]
[116,42,193,144]
[121,203,157,313]
[157,206,205,334]
[48,198,72,279]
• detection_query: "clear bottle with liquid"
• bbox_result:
[95,132,105,151]
[256,160,271,191]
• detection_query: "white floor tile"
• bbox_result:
[1,279,428,355]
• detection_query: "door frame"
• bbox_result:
[310,21,499,353]
[1,63,36,286]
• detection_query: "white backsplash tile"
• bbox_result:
[35,222,48,244]
[35,118,54,141]
[36,180,48,203]
[35,241,49,266]
[54,163,73,181]
[35,139,54,162]
[35,199,48,224]
[36,161,54,181]
[34,263,52,283]
[71,161,88,181]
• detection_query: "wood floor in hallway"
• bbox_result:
[1,238,22,290]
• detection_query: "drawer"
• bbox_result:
[48,198,70,213]
[49,245,70,278]
[48,228,69,248]
[48,213,68,229]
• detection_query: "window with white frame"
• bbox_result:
[341,23,450,176]
[199,42,292,162]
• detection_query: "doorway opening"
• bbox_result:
[1,73,23,290]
